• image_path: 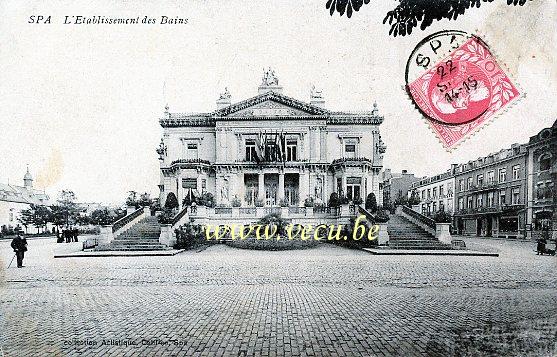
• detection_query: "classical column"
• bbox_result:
[278,172,285,202]
[258,173,265,203]
[299,172,309,206]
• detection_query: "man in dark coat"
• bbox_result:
[11,234,28,268]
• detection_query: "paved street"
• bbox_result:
[0,237,556,356]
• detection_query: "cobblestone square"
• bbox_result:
[1,238,556,356]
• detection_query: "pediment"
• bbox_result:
[214,92,328,117]
[227,100,310,117]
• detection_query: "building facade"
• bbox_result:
[410,168,456,217]
[525,119,557,239]
[158,69,386,213]
[0,168,51,233]
[382,169,419,209]
[453,144,528,238]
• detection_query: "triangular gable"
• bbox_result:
[213,91,328,117]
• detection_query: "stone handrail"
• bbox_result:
[112,207,144,233]
[358,206,374,222]
[401,205,436,230]
[172,206,189,227]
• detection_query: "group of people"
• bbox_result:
[56,227,79,243]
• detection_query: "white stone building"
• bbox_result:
[0,168,52,232]
[157,69,386,214]
[409,167,456,216]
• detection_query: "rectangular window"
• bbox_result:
[286,140,297,161]
[346,177,362,201]
[337,178,343,196]
[427,189,431,198]
[245,140,257,161]
[487,171,494,183]
[421,190,425,200]
[499,168,507,182]
[187,143,198,159]
[439,201,444,212]
[467,177,473,189]
[201,179,207,192]
[439,186,444,198]
[512,188,520,204]
[512,165,520,180]
[458,197,464,210]
[499,189,506,205]
[467,196,473,209]
[432,202,437,212]
[182,178,197,189]
[477,174,484,186]
[477,195,483,207]
[432,187,437,198]
[345,144,356,158]
[487,192,494,207]
[459,179,464,192]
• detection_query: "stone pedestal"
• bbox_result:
[99,225,114,245]
[280,206,288,217]
[436,223,452,244]
[159,224,175,247]
[306,207,314,217]
[126,206,136,215]
[377,223,389,245]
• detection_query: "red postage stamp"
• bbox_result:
[407,35,520,149]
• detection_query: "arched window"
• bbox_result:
[539,153,551,171]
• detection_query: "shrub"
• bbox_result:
[164,193,179,210]
[175,222,203,249]
[353,197,363,205]
[328,192,340,207]
[374,209,390,223]
[433,210,452,223]
[255,198,264,207]
[304,196,314,207]
[198,192,215,208]
[231,196,242,207]
[279,198,289,207]
[365,193,378,213]
[157,208,175,224]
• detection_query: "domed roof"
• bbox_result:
[24,167,33,181]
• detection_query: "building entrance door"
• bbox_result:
[264,174,278,206]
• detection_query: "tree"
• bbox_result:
[126,191,139,208]
[365,193,378,213]
[18,204,51,234]
[326,0,531,36]
[18,207,36,234]
[56,190,78,228]
[90,208,114,226]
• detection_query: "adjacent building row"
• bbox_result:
[409,120,556,239]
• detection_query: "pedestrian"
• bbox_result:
[73,228,79,242]
[10,233,28,268]
[537,231,547,255]
[64,228,70,243]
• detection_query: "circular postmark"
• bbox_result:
[405,30,495,126]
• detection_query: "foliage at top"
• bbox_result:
[326,0,531,36]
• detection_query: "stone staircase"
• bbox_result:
[387,214,452,250]
[96,216,170,251]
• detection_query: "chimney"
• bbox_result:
[216,87,231,109]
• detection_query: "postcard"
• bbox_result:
[1,1,555,356]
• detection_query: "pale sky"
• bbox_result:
[1,0,555,204]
